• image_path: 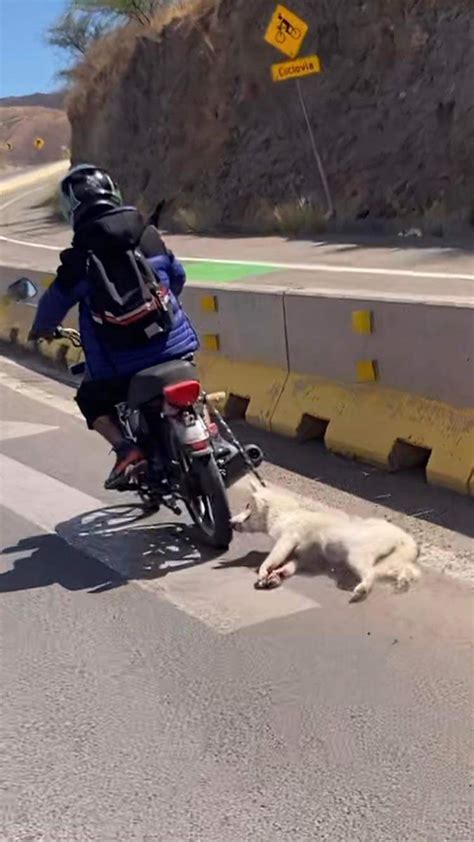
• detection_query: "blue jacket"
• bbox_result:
[32,208,199,380]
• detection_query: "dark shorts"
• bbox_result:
[76,376,132,429]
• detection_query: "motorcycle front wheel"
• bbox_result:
[185,454,232,549]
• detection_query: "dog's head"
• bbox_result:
[231,481,270,534]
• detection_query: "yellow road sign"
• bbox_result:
[264,4,308,59]
[34,137,45,150]
[271,54,321,83]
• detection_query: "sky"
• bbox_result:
[0,0,66,98]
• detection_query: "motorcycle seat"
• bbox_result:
[127,359,196,410]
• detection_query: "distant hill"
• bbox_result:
[0,91,66,110]
[0,105,70,167]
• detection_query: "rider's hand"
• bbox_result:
[28,328,57,343]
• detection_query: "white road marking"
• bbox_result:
[0,452,318,633]
[0,186,47,214]
[1,357,469,586]
[0,420,59,441]
[0,366,82,418]
[0,234,472,281]
[0,234,61,252]
[0,160,68,199]
[183,255,474,282]
[0,452,103,530]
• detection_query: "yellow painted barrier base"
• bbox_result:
[196,352,287,429]
[271,371,474,496]
[197,355,474,496]
[0,297,82,371]
[1,306,472,495]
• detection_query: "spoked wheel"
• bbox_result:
[185,455,232,549]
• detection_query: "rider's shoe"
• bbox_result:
[104,441,147,490]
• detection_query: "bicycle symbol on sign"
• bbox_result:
[275,12,301,44]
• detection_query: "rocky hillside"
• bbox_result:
[68,0,474,234]
[1,92,70,167]
[0,92,66,110]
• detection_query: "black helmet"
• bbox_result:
[60,164,123,228]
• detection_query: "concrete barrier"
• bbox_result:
[271,292,474,493]
[272,373,474,494]
[0,266,82,370]
[282,291,474,406]
[1,268,473,494]
[184,284,474,494]
[182,283,289,428]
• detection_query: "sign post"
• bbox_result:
[264,4,333,218]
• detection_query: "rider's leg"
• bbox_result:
[76,379,146,489]
[92,414,125,448]
[93,414,147,490]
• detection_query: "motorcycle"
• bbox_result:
[7,278,264,550]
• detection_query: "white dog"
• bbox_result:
[231,483,421,601]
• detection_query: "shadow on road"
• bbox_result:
[1,505,218,594]
[175,228,474,256]
[1,348,471,540]
[0,532,123,594]
[233,422,474,540]
[215,550,359,592]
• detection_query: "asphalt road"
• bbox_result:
[1,165,473,841]
[0,168,473,302]
[1,356,473,842]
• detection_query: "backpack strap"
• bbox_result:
[131,248,159,293]
[87,252,124,306]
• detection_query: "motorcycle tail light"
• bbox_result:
[189,439,209,452]
[163,380,200,408]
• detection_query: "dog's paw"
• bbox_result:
[255,578,268,590]
[255,572,282,591]
[349,582,369,603]
[395,575,411,593]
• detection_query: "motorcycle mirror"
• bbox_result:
[7,277,39,302]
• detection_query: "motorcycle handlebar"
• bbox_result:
[53,326,83,348]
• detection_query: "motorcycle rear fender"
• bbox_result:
[168,414,212,455]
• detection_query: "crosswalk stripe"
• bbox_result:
[0,365,82,418]
[0,420,59,441]
[0,452,319,633]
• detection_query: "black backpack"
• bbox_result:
[86,247,174,349]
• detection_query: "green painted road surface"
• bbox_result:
[182,260,274,284]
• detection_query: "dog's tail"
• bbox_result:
[375,535,421,591]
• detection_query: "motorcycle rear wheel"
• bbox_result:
[185,455,232,549]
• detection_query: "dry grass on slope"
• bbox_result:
[67,0,219,119]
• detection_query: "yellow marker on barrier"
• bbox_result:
[202,334,220,352]
[41,276,55,289]
[200,295,218,313]
[356,360,377,382]
[352,310,373,334]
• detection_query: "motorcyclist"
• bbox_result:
[29,164,199,489]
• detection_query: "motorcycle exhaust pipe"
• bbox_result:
[244,444,264,468]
